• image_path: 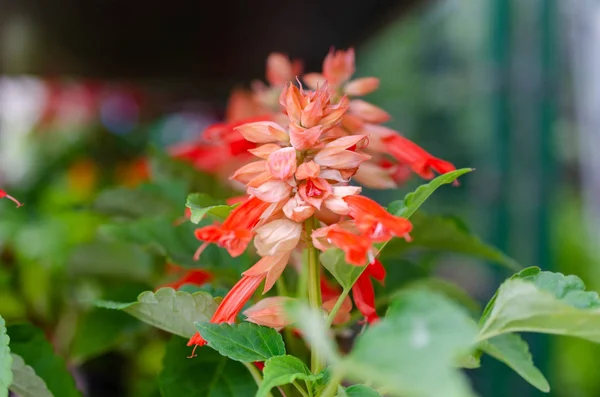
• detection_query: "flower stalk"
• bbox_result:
[305,216,323,373]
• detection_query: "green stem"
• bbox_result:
[324,288,351,328]
[319,372,342,397]
[242,362,273,397]
[293,381,311,397]
[304,217,323,373]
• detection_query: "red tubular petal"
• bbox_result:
[352,271,379,324]
[367,259,386,284]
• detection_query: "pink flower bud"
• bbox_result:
[253,219,302,257]
[302,73,327,90]
[289,125,323,150]
[235,121,289,143]
[352,162,398,189]
[283,194,316,222]
[295,161,321,180]
[248,143,282,159]
[349,99,391,123]
[230,161,267,184]
[323,48,355,87]
[247,179,293,203]
[266,53,302,87]
[244,297,294,330]
[314,135,371,169]
[322,295,353,325]
[266,147,297,180]
[344,77,380,96]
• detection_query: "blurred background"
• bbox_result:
[0,0,597,396]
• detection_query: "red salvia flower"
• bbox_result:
[0,189,22,207]
[187,274,265,348]
[352,259,386,324]
[161,268,213,290]
[194,196,271,258]
[344,195,412,242]
[382,134,456,180]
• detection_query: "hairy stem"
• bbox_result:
[304,216,323,373]
[293,381,310,397]
[324,287,351,328]
[242,362,273,397]
[319,372,342,397]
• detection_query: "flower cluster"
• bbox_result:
[185,54,457,348]
[182,49,457,350]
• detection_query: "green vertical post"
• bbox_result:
[483,1,512,395]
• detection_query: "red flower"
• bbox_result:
[382,134,456,180]
[344,195,412,241]
[160,268,213,290]
[187,274,265,348]
[0,190,22,207]
[352,259,386,324]
[194,196,271,258]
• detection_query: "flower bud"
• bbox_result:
[247,180,293,203]
[254,219,302,256]
[267,147,297,180]
[283,194,315,222]
[344,77,380,96]
[348,99,390,123]
[236,121,289,143]
[244,297,294,330]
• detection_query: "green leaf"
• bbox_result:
[9,354,53,397]
[186,193,234,224]
[401,278,482,315]
[391,168,473,219]
[345,384,382,397]
[195,322,285,362]
[285,301,340,364]
[341,290,478,397]
[320,249,366,289]
[0,316,12,397]
[158,336,256,397]
[381,213,520,271]
[67,240,153,281]
[96,288,218,339]
[478,274,600,343]
[70,308,141,362]
[99,216,200,267]
[481,334,549,392]
[257,355,319,397]
[93,184,178,219]
[148,149,229,199]
[7,324,81,397]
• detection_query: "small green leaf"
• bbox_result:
[7,324,81,397]
[195,322,285,362]
[481,334,549,392]
[285,301,340,365]
[392,168,473,219]
[96,288,218,339]
[257,355,319,397]
[9,354,53,397]
[345,384,382,396]
[320,249,366,289]
[479,272,600,342]
[381,213,520,271]
[159,336,256,397]
[0,316,12,397]
[341,290,478,397]
[186,193,234,224]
